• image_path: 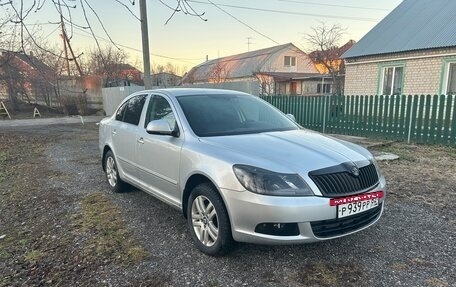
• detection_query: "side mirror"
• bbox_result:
[146,119,179,137]
[286,114,296,122]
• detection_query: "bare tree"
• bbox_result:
[150,62,184,87]
[304,22,346,94]
[86,46,128,86]
[254,62,276,96]
[0,49,58,111]
[0,56,26,110]
[0,0,205,111]
[0,11,60,111]
[152,63,166,74]
[255,73,275,96]
[208,62,230,84]
[0,1,205,57]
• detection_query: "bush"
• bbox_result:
[60,93,88,115]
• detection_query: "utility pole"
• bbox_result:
[61,17,71,77]
[140,0,152,89]
[60,16,83,77]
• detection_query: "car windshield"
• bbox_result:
[177,94,299,137]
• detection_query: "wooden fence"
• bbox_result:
[261,94,456,146]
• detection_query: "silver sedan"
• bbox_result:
[99,88,386,256]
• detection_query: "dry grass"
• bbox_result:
[76,192,149,266]
[426,277,449,287]
[294,261,362,287]
[391,262,408,271]
[0,132,150,286]
[0,152,7,183]
[24,249,45,262]
[125,274,173,287]
[371,143,456,217]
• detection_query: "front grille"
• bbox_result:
[309,163,379,197]
[311,204,382,238]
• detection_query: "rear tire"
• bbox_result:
[104,150,126,193]
[187,183,233,256]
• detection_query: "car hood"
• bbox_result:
[199,129,372,173]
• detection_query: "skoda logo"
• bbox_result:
[351,166,360,177]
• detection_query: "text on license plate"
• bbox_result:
[338,198,378,218]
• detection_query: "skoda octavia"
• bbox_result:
[99,88,386,255]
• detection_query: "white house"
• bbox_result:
[182,43,329,96]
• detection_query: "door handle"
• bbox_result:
[137,137,144,144]
[112,129,117,136]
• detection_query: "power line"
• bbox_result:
[276,0,391,11]
[5,21,205,64]
[205,0,281,45]
[187,0,380,22]
[68,25,204,64]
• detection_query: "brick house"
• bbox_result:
[0,51,56,105]
[342,0,456,96]
[103,63,144,87]
[182,43,329,96]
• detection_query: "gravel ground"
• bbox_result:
[1,123,455,287]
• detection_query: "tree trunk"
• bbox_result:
[6,79,20,111]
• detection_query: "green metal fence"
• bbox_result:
[260,94,456,145]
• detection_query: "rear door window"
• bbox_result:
[115,101,127,121]
[122,95,147,125]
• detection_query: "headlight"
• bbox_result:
[371,157,383,178]
[233,165,313,196]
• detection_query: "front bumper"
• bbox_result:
[221,177,386,244]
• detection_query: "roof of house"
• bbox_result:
[151,72,182,78]
[309,40,356,63]
[183,43,306,83]
[105,63,140,71]
[342,0,456,59]
[256,72,323,81]
[3,51,55,75]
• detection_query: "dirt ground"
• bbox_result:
[0,123,455,287]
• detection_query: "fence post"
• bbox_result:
[322,95,328,133]
[407,111,413,144]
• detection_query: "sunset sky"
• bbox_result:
[20,0,402,73]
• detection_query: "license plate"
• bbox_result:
[338,198,378,218]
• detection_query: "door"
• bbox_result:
[136,95,183,206]
[290,81,297,95]
[111,94,147,180]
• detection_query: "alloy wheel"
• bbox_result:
[106,156,118,187]
[191,195,219,247]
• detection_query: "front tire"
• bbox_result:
[104,150,126,193]
[187,183,233,256]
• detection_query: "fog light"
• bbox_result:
[255,222,299,236]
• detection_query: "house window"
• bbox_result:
[284,56,296,67]
[381,66,403,95]
[317,83,331,94]
[443,62,456,94]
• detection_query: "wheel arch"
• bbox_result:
[182,173,225,219]
[101,145,113,171]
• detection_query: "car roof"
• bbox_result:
[142,88,251,98]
